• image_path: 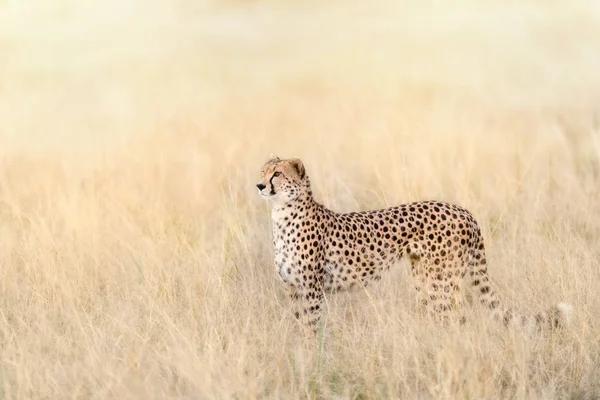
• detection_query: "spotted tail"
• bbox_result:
[467,230,573,331]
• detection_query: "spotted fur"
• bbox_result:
[257,156,573,335]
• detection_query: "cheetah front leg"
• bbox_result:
[286,281,325,336]
[285,282,302,315]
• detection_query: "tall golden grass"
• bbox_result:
[1,0,599,398]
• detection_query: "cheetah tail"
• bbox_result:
[468,248,573,331]
[470,264,573,330]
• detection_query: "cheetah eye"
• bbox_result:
[273,171,282,177]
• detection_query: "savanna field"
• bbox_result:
[1,0,600,398]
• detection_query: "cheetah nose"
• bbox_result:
[256,183,266,191]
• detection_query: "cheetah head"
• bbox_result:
[256,155,307,203]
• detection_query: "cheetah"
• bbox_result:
[256,156,573,335]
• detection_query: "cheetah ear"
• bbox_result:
[289,157,305,179]
[269,153,280,161]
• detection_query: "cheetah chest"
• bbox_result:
[271,207,324,285]
[272,229,306,283]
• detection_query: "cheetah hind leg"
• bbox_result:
[409,256,429,319]
[410,257,452,322]
[411,257,467,325]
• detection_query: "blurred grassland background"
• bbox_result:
[1,0,600,398]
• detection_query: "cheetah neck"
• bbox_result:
[271,193,318,222]
[271,177,316,217]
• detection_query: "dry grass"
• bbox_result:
[1,0,600,398]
